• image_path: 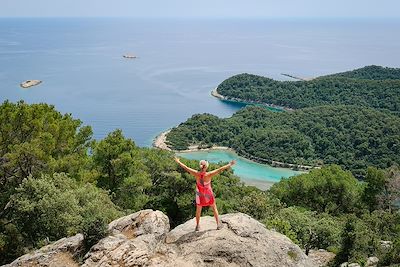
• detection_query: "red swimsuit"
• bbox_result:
[195,172,215,207]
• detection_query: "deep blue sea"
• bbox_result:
[1,18,400,146]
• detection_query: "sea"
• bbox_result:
[1,17,399,185]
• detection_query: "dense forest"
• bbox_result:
[166,105,400,177]
[216,65,400,114]
[325,65,400,80]
[0,101,399,266]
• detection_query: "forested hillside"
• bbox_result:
[167,105,400,176]
[324,65,400,80]
[216,66,400,113]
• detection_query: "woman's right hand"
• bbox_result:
[174,156,180,163]
[229,160,236,166]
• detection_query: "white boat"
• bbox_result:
[20,80,42,88]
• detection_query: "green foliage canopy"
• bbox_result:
[216,66,400,114]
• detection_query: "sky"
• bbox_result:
[0,0,398,18]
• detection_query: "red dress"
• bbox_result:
[195,172,215,207]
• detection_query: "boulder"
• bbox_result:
[366,256,379,267]
[82,209,170,267]
[308,249,335,267]
[107,209,170,238]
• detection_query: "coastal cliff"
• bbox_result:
[5,210,316,267]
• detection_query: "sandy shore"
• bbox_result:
[211,87,225,99]
[153,130,172,151]
[153,130,233,153]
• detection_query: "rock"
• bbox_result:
[348,263,361,267]
[340,263,348,267]
[20,80,42,88]
[5,211,316,267]
[308,249,335,266]
[4,210,168,267]
[3,233,83,267]
[366,256,379,266]
[82,209,170,267]
[380,240,393,250]
[108,209,169,238]
[159,213,315,267]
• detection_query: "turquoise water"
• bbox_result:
[177,149,303,189]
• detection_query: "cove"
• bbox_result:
[176,149,304,190]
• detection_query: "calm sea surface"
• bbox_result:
[1,18,399,184]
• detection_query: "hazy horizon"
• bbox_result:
[1,0,399,19]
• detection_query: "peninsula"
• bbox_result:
[216,65,400,113]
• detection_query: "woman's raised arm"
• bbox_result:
[174,157,199,176]
[207,160,236,177]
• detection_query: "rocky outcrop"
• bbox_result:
[160,213,315,267]
[3,233,83,267]
[82,210,169,267]
[5,210,316,267]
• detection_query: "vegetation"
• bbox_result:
[167,105,400,176]
[216,66,400,114]
[269,165,400,265]
[1,97,399,266]
[0,101,266,264]
[270,165,363,215]
[325,65,400,80]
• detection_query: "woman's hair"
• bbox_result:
[199,160,209,170]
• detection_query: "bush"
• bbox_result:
[82,216,108,250]
[270,165,364,215]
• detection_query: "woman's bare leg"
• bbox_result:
[195,205,202,230]
[211,203,222,229]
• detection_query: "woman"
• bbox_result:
[174,157,236,231]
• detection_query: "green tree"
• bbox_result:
[270,165,363,215]
[0,100,93,210]
[3,173,121,262]
[362,167,387,211]
[334,215,380,265]
[92,129,136,191]
[265,207,341,255]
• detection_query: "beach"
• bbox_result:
[153,129,234,153]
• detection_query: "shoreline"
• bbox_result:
[211,87,294,112]
[152,129,172,151]
[153,129,318,172]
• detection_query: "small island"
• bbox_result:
[20,80,42,88]
[123,54,137,59]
